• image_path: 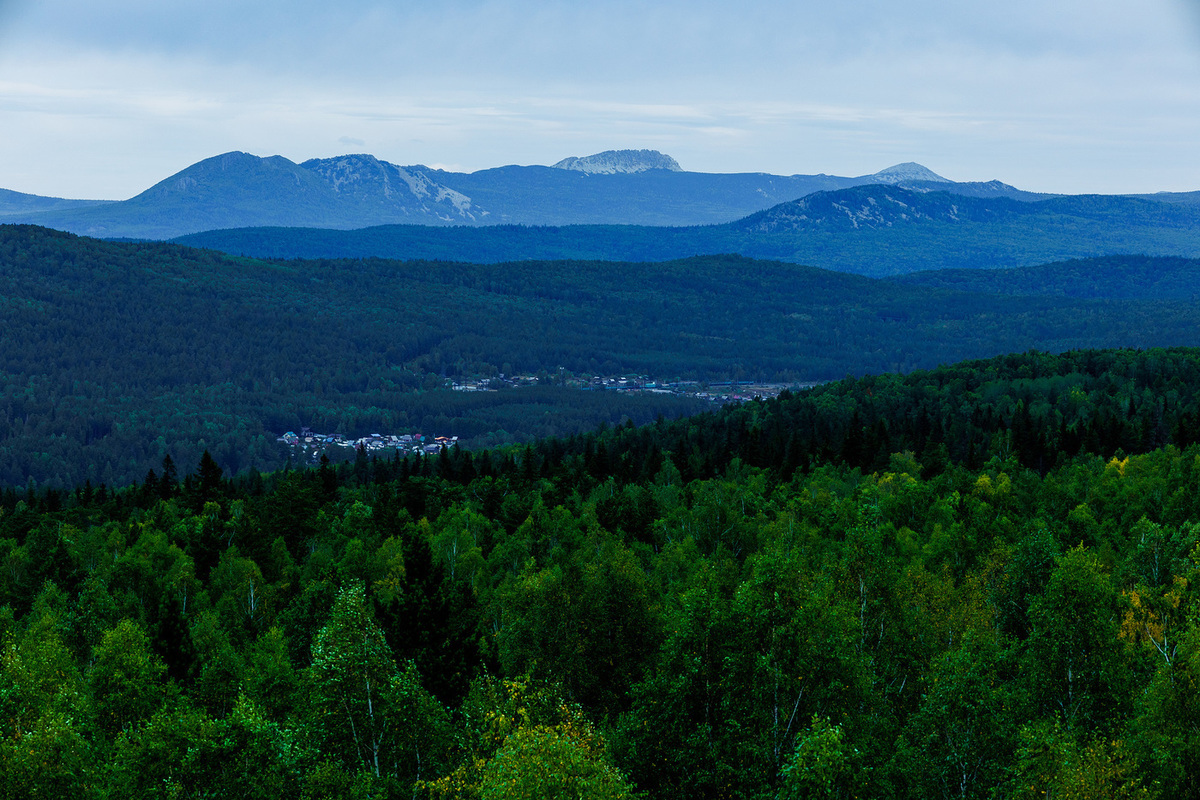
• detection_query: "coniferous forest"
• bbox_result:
[6,347,1200,797]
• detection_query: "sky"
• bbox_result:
[1,0,1199,200]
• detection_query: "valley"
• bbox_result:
[4,222,1200,489]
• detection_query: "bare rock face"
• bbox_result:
[300,155,481,221]
[737,184,1022,233]
[865,162,951,184]
[552,149,683,174]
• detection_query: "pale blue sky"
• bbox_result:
[1,0,1199,199]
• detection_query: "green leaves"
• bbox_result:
[307,581,451,789]
[107,695,303,800]
[893,634,1014,800]
[0,600,96,799]
[779,716,850,800]
[1023,546,1130,733]
[424,677,632,800]
[12,345,1200,798]
[478,722,635,800]
[87,618,166,736]
[496,531,656,713]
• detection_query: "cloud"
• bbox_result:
[2,0,1200,195]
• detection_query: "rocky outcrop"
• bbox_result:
[551,149,683,174]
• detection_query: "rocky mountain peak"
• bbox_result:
[867,162,950,184]
[552,149,683,174]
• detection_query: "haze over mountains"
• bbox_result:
[0,149,1051,239]
[4,146,1200,277]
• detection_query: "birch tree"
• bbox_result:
[307,581,449,791]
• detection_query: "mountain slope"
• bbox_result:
[299,153,484,222]
[734,185,1030,232]
[0,188,112,217]
[424,164,863,225]
[177,185,1200,276]
[8,152,488,238]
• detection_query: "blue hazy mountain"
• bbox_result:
[0,187,112,217]
[2,152,490,239]
[1,149,1043,239]
[175,184,1200,277]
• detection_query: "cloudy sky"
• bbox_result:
[1,0,1199,199]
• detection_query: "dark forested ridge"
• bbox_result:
[175,186,1200,276]
[6,347,1200,797]
[8,224,1200,489]
[892,254,1200,299]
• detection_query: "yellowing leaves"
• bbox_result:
[371,535,406,604]
[1106,456,1131,479]
[1119,576,1188,664]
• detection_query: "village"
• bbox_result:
[449,371,816,403]
[277,372,818,462]
[277,428,458,461]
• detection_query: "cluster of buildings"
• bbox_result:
[277,427,458,459]
[450,372,811,403]
[276,376,816,463]
[450,372,663,393]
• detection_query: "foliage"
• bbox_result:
[5,348,1200,796]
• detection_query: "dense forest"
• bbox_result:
[892,255,1200,300]
[9,224,1200,489]
[4,348,1200,797]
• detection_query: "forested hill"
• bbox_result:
[10,224,1200,488]
[174,186,1200,276]
[6,348,1200,797]
[891,254,1200,299]
[586,347,1200,481]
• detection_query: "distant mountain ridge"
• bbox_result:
[736,185,1026,232]
[174,183,1200,277]
[0,187,112,217]
[0,149,1049,239]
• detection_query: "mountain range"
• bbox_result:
[173,183,1200,277]
[0,149,1051,239]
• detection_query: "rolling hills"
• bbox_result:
[5,224,1200,488]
